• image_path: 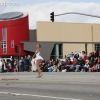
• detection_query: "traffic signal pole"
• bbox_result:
[50,12,100,22]
[15,45,19,53]
[54,12,100,18]
[18,47,21,60]
[15,45,21,59]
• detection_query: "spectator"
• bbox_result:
[14,66,18,72]
[94,50,99,58]
[73,58,80,72]
[65,57,72,72]
[0,59,2,73]
[91,52,95,58]
[92,63,97,72]
[78,57,85,71]
[83,59,89,72]
[88,53,92,61]
[25,55,31,72]
[88,60,94,72]
[2,60,7,72]
[10,58,14,72]
[6,61,12,72]
[96,57,100,72]
[82,51,87,61]
[19,57,25,72]
[98,51,100,57]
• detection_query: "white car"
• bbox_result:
[66,51,83,61]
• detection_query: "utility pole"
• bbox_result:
[18,47,21,60]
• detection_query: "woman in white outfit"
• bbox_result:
[33,44,43,78]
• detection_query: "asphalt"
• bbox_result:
[0,72,100,100]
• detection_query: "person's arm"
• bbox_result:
[33,53,36,58]
[33,50,39,58]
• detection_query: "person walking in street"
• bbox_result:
[33,44,43,78]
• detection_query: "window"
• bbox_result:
[2,28,7,54]
[95,44,100,51]
[3,44,7,48]
[3,48,7,54]
[11,40,14,48]
[2,28,7,40]
[50,44,63,59]
[1,41,6,49]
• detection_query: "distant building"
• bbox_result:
[0,12,29,57]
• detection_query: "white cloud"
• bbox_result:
[0,0,8,2]
[0,1,100,29]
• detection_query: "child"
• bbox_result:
[92,64,97,72]
[14,65,18,72]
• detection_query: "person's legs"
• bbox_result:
[2,66,4,73]
[65,66,70,72]
[84,67,88,72]
[75,65,80,72]
[59,65,62,72]
[69,65,74,71]
[0,68,1,73]
[36,60,42,77]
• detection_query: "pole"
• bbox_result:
[85,44,87,54]
[91,24,94,52]
[18,47,21,60]
[54,12,100,18]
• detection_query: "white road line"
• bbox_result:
[0,92,82,100]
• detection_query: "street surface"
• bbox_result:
[0,72,100,100]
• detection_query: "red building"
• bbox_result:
[0,12,29,57]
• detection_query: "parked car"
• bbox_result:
[66,51,83,61]
[0,57,11,62]
[60,51,84,62]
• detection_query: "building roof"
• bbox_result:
[0,12,23,20]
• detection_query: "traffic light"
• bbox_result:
[50,12,54,22]
[15,45,19,53]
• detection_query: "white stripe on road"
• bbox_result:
[0,92,82,100]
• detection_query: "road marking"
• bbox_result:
[0,92,82,100]
[2,79,99,85]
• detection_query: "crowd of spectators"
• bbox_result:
[40,50,100,72]
[0,55,32,73]
[0,50,100,73]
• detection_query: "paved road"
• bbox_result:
[0,72,100,100]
